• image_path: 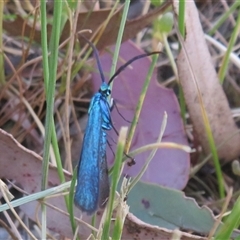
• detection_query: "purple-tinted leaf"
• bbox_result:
[0,128,95,238]
[92,40,190,190]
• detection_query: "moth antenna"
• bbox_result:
[80,34,106,83]
[108,51,161,85]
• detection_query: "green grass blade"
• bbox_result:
[128,112,167,192]
[108,0,131,90]
[208,1,240,36]
[69,167,78,239]
[101,127,128,240]
[125,53,159,153]
[40,1,63,238]
[218,11,240,83]
[215,194,240,239]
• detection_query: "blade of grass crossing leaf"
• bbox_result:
[125,53,159,153]
[109,142,191,176]
[101,127,128,239]
[128,112,167,192]
[129,142,191,157]
[108,53,161,176]
[199,91,224,198]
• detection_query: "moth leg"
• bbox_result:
[107,138,115,158]
[110,98,131,123]
[111,124,135,166]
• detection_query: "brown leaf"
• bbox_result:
[0,127,92,237]
[176,1,240,161]
[3,2,170,51]
[3,9,113,44]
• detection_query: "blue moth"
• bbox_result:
[74,36,159,214]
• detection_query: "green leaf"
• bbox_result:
[127,181,239,237]
[151,0,164,7]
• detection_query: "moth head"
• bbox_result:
[99,82,111,97]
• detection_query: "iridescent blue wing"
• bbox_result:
[98,94,112,208]
[98,131,109,209]
[74,94,104,214]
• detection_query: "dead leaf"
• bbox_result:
[176,1,240,161]
[3,2,170,51]
[0,127,92,237]
[3,10,113,45]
